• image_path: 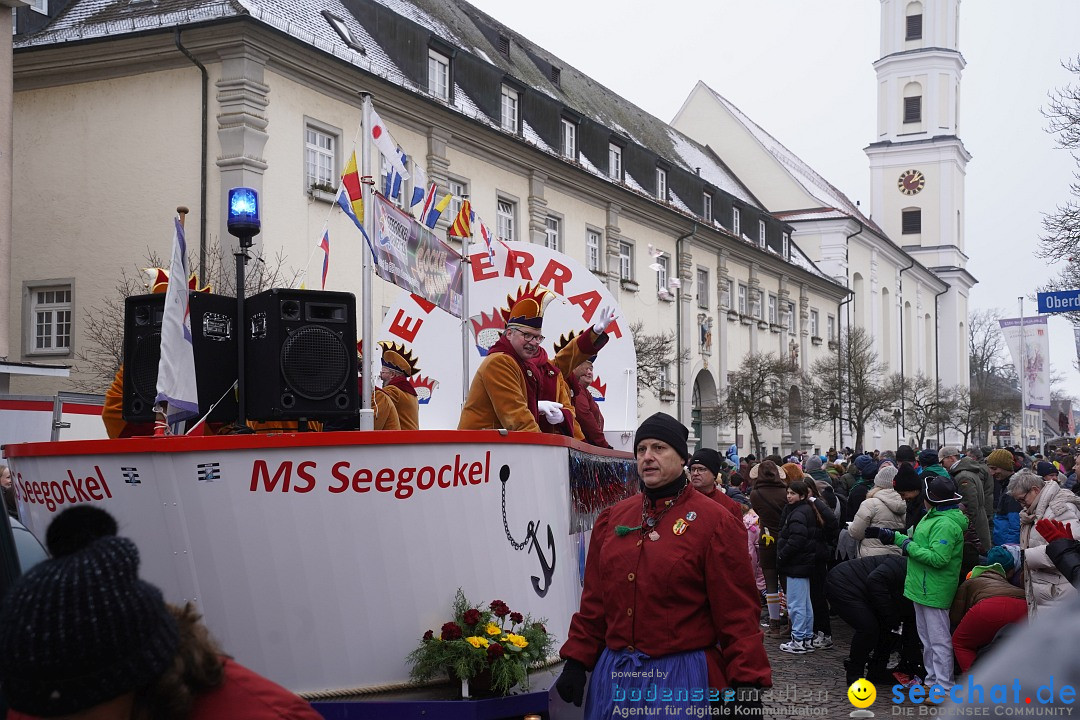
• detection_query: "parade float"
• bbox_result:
[3,174,641,718]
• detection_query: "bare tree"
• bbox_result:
[71,239,300,393]
[1037,57,1080,323]
[966,309,1021,444]
[808,326,901,451]
[895,373,954,449]
[629,320,689,400]
[707,352,796,455]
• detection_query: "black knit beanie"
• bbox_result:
[634,412,689,460]
[688,448,723,476]
[0,506,179,717]
[893,463,921,492]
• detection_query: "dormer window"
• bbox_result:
[428,49,450,102]
[322,11,365,54]
[561,118,577,160]
[655,167,667,201]
[500,85,520,134]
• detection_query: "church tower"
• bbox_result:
[866,0,974,392]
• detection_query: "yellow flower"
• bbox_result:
[485,623,502,636]
[465,636,490,649]
[504,633,529,648]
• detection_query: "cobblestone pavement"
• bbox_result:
[761,617,859,718]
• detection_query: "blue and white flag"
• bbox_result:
[383,146,407,200]
[154,216,199,426]
[410,159,430,209]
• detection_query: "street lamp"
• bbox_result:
[227,186,261,429]
[892,408,902,449]
[829,401,840,452]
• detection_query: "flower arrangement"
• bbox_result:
[406,589,557,695]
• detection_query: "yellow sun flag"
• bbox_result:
[485,623,501,636]
[465,636,490,649]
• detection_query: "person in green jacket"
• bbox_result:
[866,474,968,691]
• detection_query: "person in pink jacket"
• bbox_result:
[0,506,323,720]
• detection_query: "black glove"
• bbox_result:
[721,685,764,717]
[555,658,587,707]
[864,526,881,538]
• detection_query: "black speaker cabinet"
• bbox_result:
[243,289,358,420]
[122,292,239,423]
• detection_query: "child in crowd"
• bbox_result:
[777,479,828,654]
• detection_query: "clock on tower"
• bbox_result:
[897,169,925,195]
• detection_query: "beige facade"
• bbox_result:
[9,9,852,454]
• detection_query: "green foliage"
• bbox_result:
[406,589,556,695]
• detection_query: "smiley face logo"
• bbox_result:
[847,678,876,708]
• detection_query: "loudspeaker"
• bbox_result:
[243,288,358,420]
[122,293,239,423]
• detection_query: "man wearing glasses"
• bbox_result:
[459,285,574,434]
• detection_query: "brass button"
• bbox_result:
[626,645,635,652]
[627,573,636,582]
[627,607,633,616]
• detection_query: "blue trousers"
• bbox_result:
[785,575,813,641]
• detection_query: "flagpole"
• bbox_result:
[359,94,375,430]
[1019,296,1027,451]
[461,221,470,408]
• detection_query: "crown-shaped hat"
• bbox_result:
[501,284,555,331]
[378,340,420,376]
[143,268,210,295]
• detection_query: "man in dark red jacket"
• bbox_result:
[688,447,743,520]
[555,412,771,717]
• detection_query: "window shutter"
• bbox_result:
[902,209,922,234]
[905,14,923,40]
[904,96,922,124]
[497,35,510,56]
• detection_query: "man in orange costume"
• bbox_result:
[552,305,617,448]
[458,285,573,434]
[377,341,420,431]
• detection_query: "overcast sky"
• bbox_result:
[467,0,1080,393]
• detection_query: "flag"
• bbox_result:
[319,231,330,290]
[154,216,199,425]
[478,218,495,260]
[367,99,409,182]
[410,160,429,209]
[423,192,453,229]
[448,200,472,238]
[339,151,364,228]
[419,182,439,222]
[383,147,407,201]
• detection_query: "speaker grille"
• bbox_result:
[130,332,161,405]
[280,326,350,400]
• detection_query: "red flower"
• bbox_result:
[423,630,434,642]
[440,622,463,641]
[487,642,505,660]
[463,609,481,626]
[509,612,524,624]
[490,600,510,618]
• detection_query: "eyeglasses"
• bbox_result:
[514,329,544,343]
[688,466,711,475]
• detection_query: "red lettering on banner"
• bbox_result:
[537,259,572,296]
[329,461,350,493]
[293,461,317,493]
[438,465,452,488]
[375,467,394,493]
[504,250,534,280]
[410,294,436,313]
[606,318,624,339]
[485,451,490,482]
[95,467,113,499]
[66,470,92,502]
[389,309,423,343]
[453,455,469,487]
[353,468,372,493]
[568,290,601,323]
[416,466,436,490]
[471,254,498,282]
[251,460,294,493]
[469,462,483,485]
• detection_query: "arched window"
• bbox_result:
[853,273,865,329]
[905,2,923,41]
[903,81,922,124]
[881,287,892,369]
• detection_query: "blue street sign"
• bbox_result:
[1037,290,1080,314]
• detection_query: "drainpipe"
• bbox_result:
[675,222,697,425]
[933,283,949,447]
[841,220,862,450]
[175,29,208,283]
[897,254,915,445]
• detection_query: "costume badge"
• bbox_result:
[673,518,688,536]
[648,531,660,542]
[685,511,697,522]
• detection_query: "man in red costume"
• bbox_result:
[688,448,743,520]
[458,284,573,434]
[552,305,617,449]
[556,412,771,718]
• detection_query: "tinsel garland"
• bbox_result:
[568,449,638,534]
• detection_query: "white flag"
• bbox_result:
[999,316,1051,410]
[366,97,410,183]
[155,216,199,425]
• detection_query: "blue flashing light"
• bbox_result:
[227,187,261,237]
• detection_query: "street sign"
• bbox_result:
[1037,290,1080,314]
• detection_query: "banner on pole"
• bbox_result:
[372,192,463,318]
[999,316,1051,410]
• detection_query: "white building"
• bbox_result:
[2,0,972,453]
